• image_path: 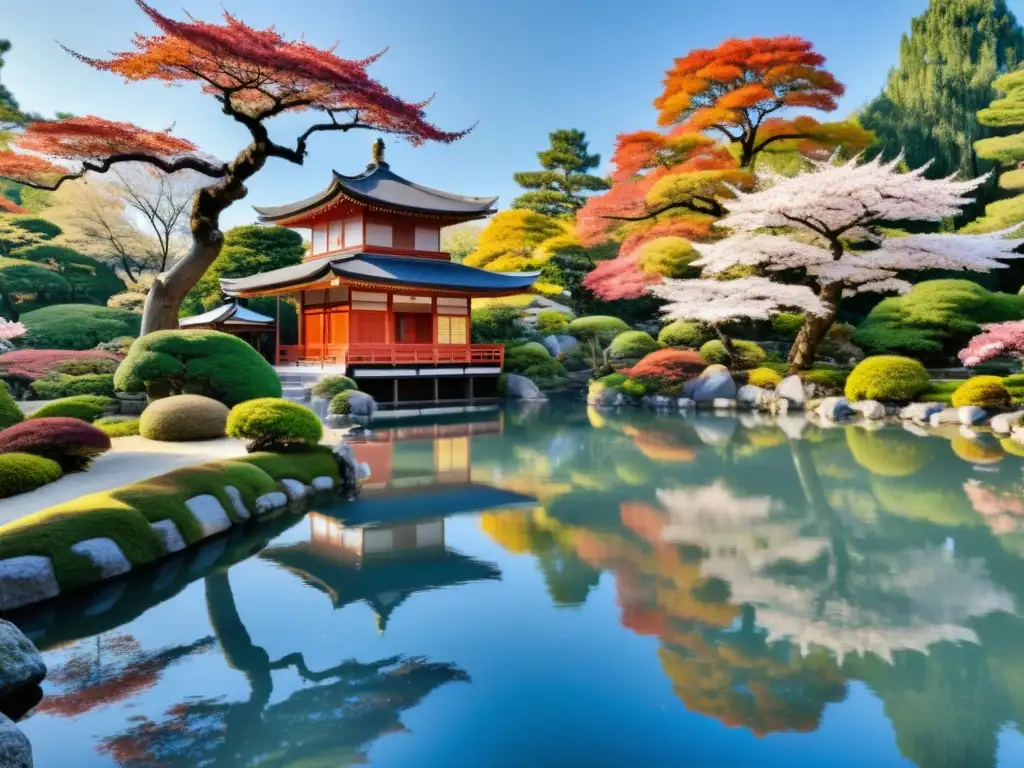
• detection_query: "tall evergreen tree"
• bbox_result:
[861,0,1024,216]
[512,129,610,218]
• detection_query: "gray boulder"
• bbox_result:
[737,385,773,411]
[850,400,886,420]
[991,410,1024,435]
[692,374,737,404]
[541,334,579,357]
[345,390,378,417]
[0,620,45,703]
[900,402,945,422]
[677,397,695,410]
[0,557,59,612]
[0,714,31,768]
[505,374,547,401]
[776,376,806,409]
[959,406,989,426]
[929,408,962,427]
[816,397,855,422]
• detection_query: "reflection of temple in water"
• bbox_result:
[350,414,502,491]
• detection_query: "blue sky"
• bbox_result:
[1,0,987,229]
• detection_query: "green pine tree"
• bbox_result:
[511,129,610,218]
[861,0,1024,218]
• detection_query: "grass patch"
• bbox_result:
[235,446,340,485]
[94,417,141,438]
[922,380,960,405]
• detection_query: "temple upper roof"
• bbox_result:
[253,159,498,223]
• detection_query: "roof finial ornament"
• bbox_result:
[372,137,386,167]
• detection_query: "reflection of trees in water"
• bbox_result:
[100,572,469,767]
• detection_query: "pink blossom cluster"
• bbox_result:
[0,319,26,342]
[958,321,1024,367]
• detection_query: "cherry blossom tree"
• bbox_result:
[0,1,467,334]
[689,153,1024,368]
[0,317,25,352]
[649,276,826,361]
[958,322,1024,367]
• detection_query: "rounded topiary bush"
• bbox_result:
[0,452,63,498]
[140,395,230,442]
[310,375,358,400]
[94,416,141,438]
[227,397,323,452]
[503,345,568,389]
[747,367,783,389]
[329,390,355,416]
[699,339,767,369]
[624,349,705,393]
[844,356,931,403]
[658,320,710,349]
[0,417,111,471]
[0,383,22,431]
[115,329,282,406]
[608,331,659,361]
[950,376,1011,409]
[536,309,569,336]
[518,341,551,358]
[30,395,114,423]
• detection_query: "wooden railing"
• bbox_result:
[276,343,504,367]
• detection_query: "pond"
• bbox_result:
[9,400,1024,767]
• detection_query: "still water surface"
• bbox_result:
[12,402,1024,767]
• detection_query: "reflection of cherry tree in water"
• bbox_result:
[101,572,470,767]
[38,632,215,718]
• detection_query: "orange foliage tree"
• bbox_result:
[0,1,466,333]
[580,36,872,300]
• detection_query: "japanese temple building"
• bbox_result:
[221,139,539,407]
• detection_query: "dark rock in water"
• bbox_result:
[0,713,31,768]
[0,622,44,703]
[0,684,40,723]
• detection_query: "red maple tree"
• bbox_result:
[579,36,871,300]
[0,1,467,332]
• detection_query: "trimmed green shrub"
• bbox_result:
[329,390,356,416]
[658,319,710,349]
[94,417,141,438]
[115,329,282,406]
[0,417,111,471]
[699,339,767,369]
[608,331,659,361]
[951,376,1011,408]
[30,373,115,399]
[0,452,62,499]
[536,310,570,336]
[12,245,125,307]
[95,336,135,356]
[470,305,524,343]
[503,344,569,389]
[140,395,230,442]
[310,375,357,399]
[30,395,114,423]
[800,368,849,396]
[19,304,140,350]
[854,280,1024,364]
[235,445,340,485]
[518,341,551,357]
[747,367,783,389]
[772,313,804,340]
[227,397,323,452]
[845,356,930,403]
[51,357,120,376]
[624,349,705,393]
[621,378,647,398]
[597,373,629,388]
[922,380,960,405]
[568,316,630,343]
[0,383,22,431]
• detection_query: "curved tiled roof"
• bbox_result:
[179,302,275,327]
[253,161,498,221]
[221,253,539,297]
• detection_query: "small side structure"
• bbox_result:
[179,300,277,363]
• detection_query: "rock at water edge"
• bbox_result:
[184,496,233,538]
[776,376,806,408]
[505,374,548,401]
[0,713,31,768]
[223,486,251,521]
[816,397,855,422]
[255,492,289,515]
[958,406,988,426]
[0,557,59,612]
[692,374,737,403]
[990,411,1024,435]
[312,476,335,491]
[70,539,132,579]
[850,400,886,420]
[279,478,308,501]
[0,621,45,702]
[900,402,945,422]
[150,520,187,555]
[929,408,962,427]
[346,391,378,417]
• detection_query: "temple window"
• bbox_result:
[343,216,363,247]
[366,221,393,247]
[437,314,467,344]
[311,225,328,255]
[415,226,439,252]
[328,221,343,251]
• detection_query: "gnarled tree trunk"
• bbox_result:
[787,282,842,371]
[713,324,737,368]
[141,233,224,334]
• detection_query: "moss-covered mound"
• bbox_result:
[658,320,710,349]
[115,329,282,406]
[699,339,767,369]
[0,452,63,499]
[845,356,930,403]
[746,367,783,389]
[310,375,357,400]
[950,376,1011,409]
[608,331,659,361]
[0,382,22,431]
[503,344,569,389]
[94,417,141,438]
[19,303,140,350]
[0,448,341,592]
[30,373,115,400]
[226,397,322,452]
[140,394,230,442]
[30,395,114,423]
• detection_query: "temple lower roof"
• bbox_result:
[253,161,498,222]
[220,253,540,297]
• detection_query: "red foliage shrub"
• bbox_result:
[0,417,111,471]
[0,349,120,383]
[624,349,705,391]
